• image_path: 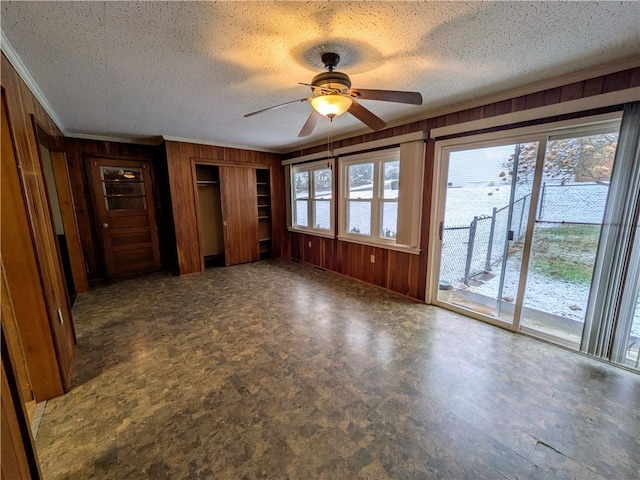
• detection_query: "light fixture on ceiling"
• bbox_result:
[310,94,352,119]
[122,171,136,179]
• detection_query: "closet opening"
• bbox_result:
[195,165,225,268]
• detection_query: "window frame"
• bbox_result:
[289,159,335,238]
[339,148,406,249]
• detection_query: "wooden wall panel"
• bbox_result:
[1,53,74,398]
[64,138,165,279]
[290,233,336,271]
[165,140,285,275]
[165,141,202,274]
[286,66,639,302]
[1,264,43,480]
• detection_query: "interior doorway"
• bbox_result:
[33,122,88,301]
[195,165,225,268]
[39,143,76,300]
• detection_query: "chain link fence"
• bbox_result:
[440,194,530,286]
[440,225,470,287]
[537,182,609,224]
[440,182,607,287]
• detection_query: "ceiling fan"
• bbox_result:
[244,52,423,137]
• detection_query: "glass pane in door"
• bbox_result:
[438,143,535,323]
[520,132,618,347]
[491,143,538,323]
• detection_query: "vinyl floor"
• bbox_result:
[36,259,640,479]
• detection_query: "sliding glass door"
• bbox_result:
[436,141,538,325]
[519,130,618,347]
[433,111,640,367]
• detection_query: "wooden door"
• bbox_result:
[219,166,260,266]
[88,158,161,277]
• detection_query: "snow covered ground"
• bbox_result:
[443,184,640,338]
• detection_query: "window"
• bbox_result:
[291,160,334,235]
[339,142,424,251]
[344,157,398,238]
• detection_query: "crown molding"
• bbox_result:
[161,135,283,154]
[65,132,163,146]
[1,29,67,135]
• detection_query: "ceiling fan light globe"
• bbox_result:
[311,95,352,118]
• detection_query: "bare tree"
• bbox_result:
[500,134,617,185]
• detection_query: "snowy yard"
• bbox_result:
[442,184,640,338]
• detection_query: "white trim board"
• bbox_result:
[281,131,427,166]
[1,30,67,135]
[432,112,621,149]
[430,88,639,139]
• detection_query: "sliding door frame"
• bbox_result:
[428,112,622,335]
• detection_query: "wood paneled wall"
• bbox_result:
[164,141,286,275]
[290,234,421,298]
[1,53,76,398]
[288,66,640,301]
[64,138,168,279]
[1,264,43,480]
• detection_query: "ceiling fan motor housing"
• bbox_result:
[311,71,351,95]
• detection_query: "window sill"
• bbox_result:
[337,235,421,255]
[288,227,336,240]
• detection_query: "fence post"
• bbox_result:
[485,208,497,272]
[537,182,546,220]
[464,216,478,285]
[518,194,527,240]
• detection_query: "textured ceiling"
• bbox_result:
[2,1,639,152]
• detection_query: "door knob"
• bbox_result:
[102,223,109,228]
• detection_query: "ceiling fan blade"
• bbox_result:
[352,88,423,105]
[348,100,387,131]
[298,110,322,137]
[244,98,309,118]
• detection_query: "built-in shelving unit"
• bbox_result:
[256,169,272,259]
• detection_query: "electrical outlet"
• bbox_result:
[370,254,375,263]
[308,241,312,248]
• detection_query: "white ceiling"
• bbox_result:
[2,1,639,153]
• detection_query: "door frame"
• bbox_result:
[32,118,88,294]
[2,92,71,398]
[427,112,622,334]
[85,155,161,277]
[190,157,269,272]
